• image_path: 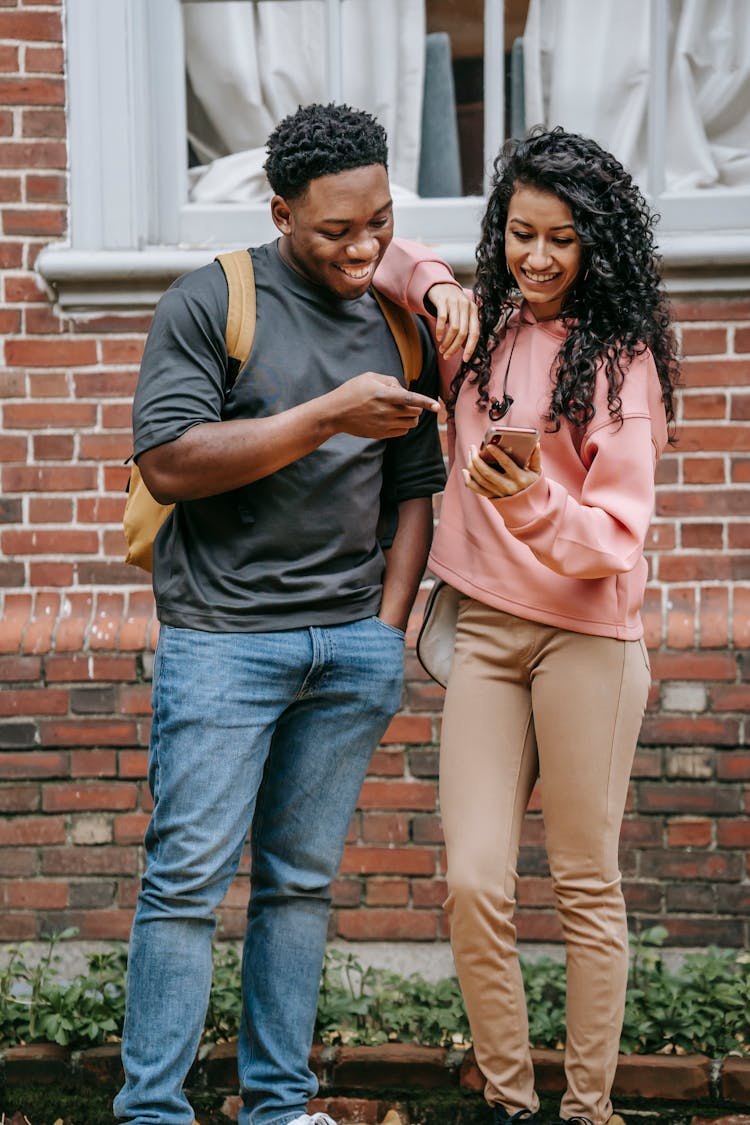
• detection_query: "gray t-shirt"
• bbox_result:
[132,241,446,631]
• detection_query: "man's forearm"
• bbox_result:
[378,496,435,632]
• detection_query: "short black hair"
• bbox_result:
[264,102,388,200]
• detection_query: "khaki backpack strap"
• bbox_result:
[216,249,256,370]
[371,287,423,388]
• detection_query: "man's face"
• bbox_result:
[272,164,393,299]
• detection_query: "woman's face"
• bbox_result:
[504,183,582,319]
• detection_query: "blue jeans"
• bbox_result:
[114,618,404,1125]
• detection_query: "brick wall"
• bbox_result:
[0,0,748,949]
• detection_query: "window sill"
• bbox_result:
[36,232,750,311]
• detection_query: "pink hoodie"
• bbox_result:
[377,239,668,641]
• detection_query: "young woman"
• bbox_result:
[377,127,679,1125]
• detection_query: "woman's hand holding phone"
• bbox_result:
[463,426,541,499]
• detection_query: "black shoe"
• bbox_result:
[493,1108,539,1125]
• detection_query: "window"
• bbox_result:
[37,0,750,307]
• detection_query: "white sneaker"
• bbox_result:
[287,1115,338,1125]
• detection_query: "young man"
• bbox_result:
[114,103,473,1125]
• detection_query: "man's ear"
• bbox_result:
[271,195,293,235]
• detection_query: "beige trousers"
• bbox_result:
[440,598,651,1124]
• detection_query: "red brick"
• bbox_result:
[113,812,150,844]
[46,654,137,682]
[66,909,135,941]
[0,752,66,778]
[118,749,148,778]
[728,521,750,548]
[69,749,117,777]
[36,566,84,591]
[79,432,133,461]
[640,850,742,881]
[649,651,737,681]
[0,173,20,201]
[366,878,409,907]
[681,391,726,419]
[666,817,712,847]
[381,714,433,744]
[335,909,438,941]
[680,326,727,355]
[42,782,137,812]
[340,846,435,877]
[0,10,62,41]
[4,879,67,909]
[735,588,750,647]
[3,463,98,492]
[77,495,130,523]
[0,139,66,169]
[38,719,137,746]
[0,594,32,653]
[721,1055,750,1103]
[682,357,750,386]
[26,171,66,202]
[710,683,750,711]
[0,816,65,845]
[716,751,750,781]
[0,913,38,940]
[657,489,749,517]
[681,522,724,550]
[361,813,409,845]
[25,45,64,74]
[22,593,60,655]
[24,307,64,336]
[660,555,750,582]
[0,785,39,813]
[736,326,750,352]
[41,846,138,877]
[4,401,97,428]
[21,106,65,137]
[73,369,138,397]
[358,781,436,811]
[699,585,730,647]
[638,782,741,815]
[665,587,695,648]
[612,1052,711,1099]
[515,911,563,941]
[0,434,26,462]
[73,313,153,334]
[716,819,750,847]
[26,497,72,523]
[366,748,405,776]
[100,338,145,365]
[2,206,65,236]
[5,337,97,367]
[32,432,74,459]
[3,528,99,554]
[639,714,739,745]
[0,43,18,71]
[0,687,68,716]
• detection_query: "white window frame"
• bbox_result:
[38,0,750,308]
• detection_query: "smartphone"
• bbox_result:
[480,425,539,469]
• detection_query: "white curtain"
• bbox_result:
[184,0,426,203]
[523,0,750,191]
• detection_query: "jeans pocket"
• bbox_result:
[372,616,406,640]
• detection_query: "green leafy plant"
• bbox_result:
[0,928,127,1047]
[0,927,747,1057]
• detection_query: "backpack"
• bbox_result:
[123,248,424,571]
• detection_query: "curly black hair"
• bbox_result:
[264,102,388,200]
[452,126,679,436]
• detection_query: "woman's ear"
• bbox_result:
[270,195,293,235]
